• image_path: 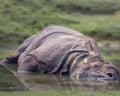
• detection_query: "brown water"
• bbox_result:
[0,65,26,91]
[0,45,120,91]
[0,64,120,91]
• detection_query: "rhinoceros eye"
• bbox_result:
[94,64,98,68]
[92,64,100,71]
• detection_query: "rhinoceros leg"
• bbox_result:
[18,54,52,73]
[0,35,36,65]
[17,55,38,73]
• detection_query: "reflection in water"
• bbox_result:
[18,73,120,91]
[0,65,26,91]
[0,64,120,91]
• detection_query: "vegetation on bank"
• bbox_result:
[0,0,120,45]
[0,0,120,69]
[0,0,120,67]
[0,91,120,96]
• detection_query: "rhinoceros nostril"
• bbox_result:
[107,73,113,78]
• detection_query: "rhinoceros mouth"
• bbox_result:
[71,68,119,81]
[78,72,119,81]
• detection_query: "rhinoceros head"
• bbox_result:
[70,51,119,81]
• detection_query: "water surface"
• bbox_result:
[0,63,120,91]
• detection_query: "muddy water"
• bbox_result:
[0,45,120,91]
[0,65,26,91]
[0,65,120,91]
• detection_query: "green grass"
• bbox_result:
[0,0,119,63]
[102,48,120,61]
[53,0,120,14]
[0,0,120,45]
[0,91,120,96]
[0,0,119,66]
[0,43,18,60]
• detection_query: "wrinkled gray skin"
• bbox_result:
[0,25,119,81]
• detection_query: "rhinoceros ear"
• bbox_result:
[70,53,90,74]
[73,53,89,65]
[84,40,100,55]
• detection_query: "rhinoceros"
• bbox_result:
[0,25,119,80]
